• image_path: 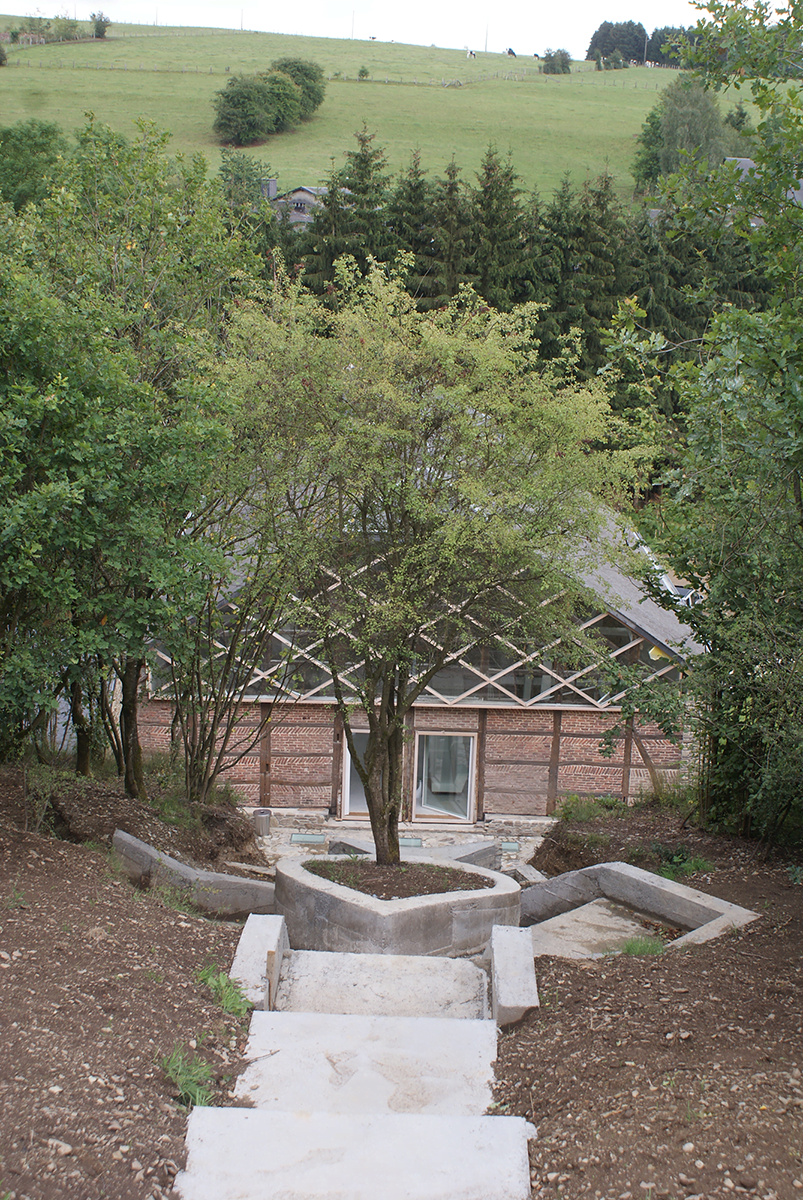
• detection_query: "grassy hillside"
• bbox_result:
[0,20,676,198]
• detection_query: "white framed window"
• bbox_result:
[414,732,475,821]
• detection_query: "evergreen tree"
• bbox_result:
[646,25,689,64]
[301,162,353,292]
[467,146,533,310]
[586,20,646,61]
[387,151,440,308]
[302,127,395,290]
[531,175,634,375]
[428,159,473,305]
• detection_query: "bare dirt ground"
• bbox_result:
[0,766,801,1200]
[495,806,803,1200]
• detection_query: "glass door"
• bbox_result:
[342,730,370,816]
[414,733,475,821]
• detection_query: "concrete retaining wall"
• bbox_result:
[520,860,757,943]
[112,830,275,918]
[275,856,520,957]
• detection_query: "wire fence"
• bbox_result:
[2,56,665,87]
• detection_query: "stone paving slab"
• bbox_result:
[530,897,648,959]
[175,1108,536,1200]
[274,948,489,1019]
[234,1011,497,1114]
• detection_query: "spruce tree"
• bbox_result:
[467,146,533,310]
[429,159,472,305]
[302,126,395,290]
[387,151,440,308]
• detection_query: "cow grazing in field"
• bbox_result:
[507,47,516,56]
[466,49,476,58]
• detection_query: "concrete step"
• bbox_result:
[275,948,489,1019]
[175,1108,535,1200]
[235,1010,498,1115]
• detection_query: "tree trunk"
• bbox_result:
[70,678,92,777]
[120,656,148,800]
[368,788,401,865]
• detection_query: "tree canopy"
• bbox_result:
[221,258,647,862]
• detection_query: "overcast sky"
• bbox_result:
[92,0,704,61]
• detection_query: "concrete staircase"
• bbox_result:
[174,918,536,1200]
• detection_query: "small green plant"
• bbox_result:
[161,1044,214,1108]
[4,879,26,910]
[149,881,200,916]
[619,935,664,956]
[787,864,803,885]
[652,843,714,880]
[197,963,252,1019]
[358,65,370,80]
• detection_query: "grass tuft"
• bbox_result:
[161,1044,214,1108]
[197,963,252,1018]
[619,935,664,956]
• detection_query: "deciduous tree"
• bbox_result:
[225,261,641,864]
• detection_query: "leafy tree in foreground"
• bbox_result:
[225,260,642,864]
[623,0,803,844]
[14,119,253,795]
[0,119,68,210]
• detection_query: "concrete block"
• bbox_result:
[235,1011,498,1114]
[112,830,275,918]
[505,863,548,886]
[327,837,372,856]
[520,868,602,925]
[275,856,520,957]
[229,915,289,1009]
[590,862,757,933]
[175,1108,536,1200]
[430,840,501,870]
[491,925,539,1026]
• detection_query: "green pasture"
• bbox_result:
[0,21,679,198]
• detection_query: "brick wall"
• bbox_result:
[139,698,683,817]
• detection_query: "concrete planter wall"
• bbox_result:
[275,856,521,957]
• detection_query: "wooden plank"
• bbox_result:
[546,710,562,815]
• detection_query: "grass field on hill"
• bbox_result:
[0,20,679,198]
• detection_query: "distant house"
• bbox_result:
[140,550,697,821]
[261,180,329,227]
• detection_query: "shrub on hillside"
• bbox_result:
[269,57,325,117]
[542,48,572,74]
[213,63,323,145]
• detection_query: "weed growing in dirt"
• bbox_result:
[787,864,803,885]
[161,1045,214,1108]
[640,774,699,815]
[197,963,252,1019]
[557,794,628,823]
[619,935,664,956]
[652,843,714,880]
[149,881,201,916]
[4,878,26,909]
